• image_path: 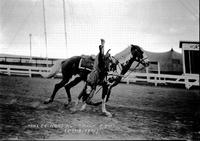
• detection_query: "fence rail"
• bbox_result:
[0,64,52,77]
[122,72,199,89]
[0,56,58,67]
[0,64,199,89]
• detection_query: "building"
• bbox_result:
[179,41,199,75]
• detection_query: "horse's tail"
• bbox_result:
[41,59,64,78]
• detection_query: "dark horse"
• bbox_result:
[42,45,149,116]
[42,50,112,105]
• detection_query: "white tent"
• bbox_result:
[115,47,183,74]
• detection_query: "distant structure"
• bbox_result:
[144,49,183,74]
[115,47,183,74]
[179,41,199,75]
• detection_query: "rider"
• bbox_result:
[88,39,106,85]
[81,39,108,103]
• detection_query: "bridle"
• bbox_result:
[108,47,149,79]
[136,56,149,68]
[94,46,149,96]
[110,56,122,72]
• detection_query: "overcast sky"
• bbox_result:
[0,0,199,58]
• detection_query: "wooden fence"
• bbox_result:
[0,64,199,89]
[0,56,58,67]
[0,64,51,77]
[122,72,199,89]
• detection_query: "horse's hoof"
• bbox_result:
[80,104,87,111]
[43,98,53,104]
[64,103,69,108]
[64,102,73,108]
[107,113,112,118]
[70,107,77,114]
[103,111,112,118]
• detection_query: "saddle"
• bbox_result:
[78,55,95,71]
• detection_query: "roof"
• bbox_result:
[179,41,200,48]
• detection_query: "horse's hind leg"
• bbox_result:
[44,79,67,104]
[64,76,83,106]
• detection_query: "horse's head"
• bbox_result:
[130,44,149,67]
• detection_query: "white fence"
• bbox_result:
[0,64,51,77]
[0,64,199,89]
[122,72,199,89]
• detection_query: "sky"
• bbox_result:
[0,0,199,58]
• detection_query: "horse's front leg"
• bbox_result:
[105,77,121,102]
[102,95,112,117]
[101,84,112,117]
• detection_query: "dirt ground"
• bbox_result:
[0,75,199,140]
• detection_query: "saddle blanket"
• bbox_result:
[78,55,95,71]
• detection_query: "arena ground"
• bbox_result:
[0,75,199,140]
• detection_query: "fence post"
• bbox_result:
[146,67,150,82]
[7,66,10,76]
[184,75,190,89]
[126,79,130,85]
[51,59,53,66]
[29,68,31,77]
[154,76,157,86]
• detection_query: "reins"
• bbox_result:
[108,56,148,80]
[94,51,149,96]
[94,59,142,96]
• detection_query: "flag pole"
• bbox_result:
[29,33,32,61]
[63,0,67,58]
[42,0,48,67]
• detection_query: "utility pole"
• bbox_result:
[63,0,67,58]
[29,33,32,61]
[42,0,48,67]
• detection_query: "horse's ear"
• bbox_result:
[131,44,143,54]
[106,49,111,54]
[131,44,137,50]
[131,45,136,52]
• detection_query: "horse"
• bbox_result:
[74,44,150,117]
[42,49,112,106]
[42,44,149,117]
